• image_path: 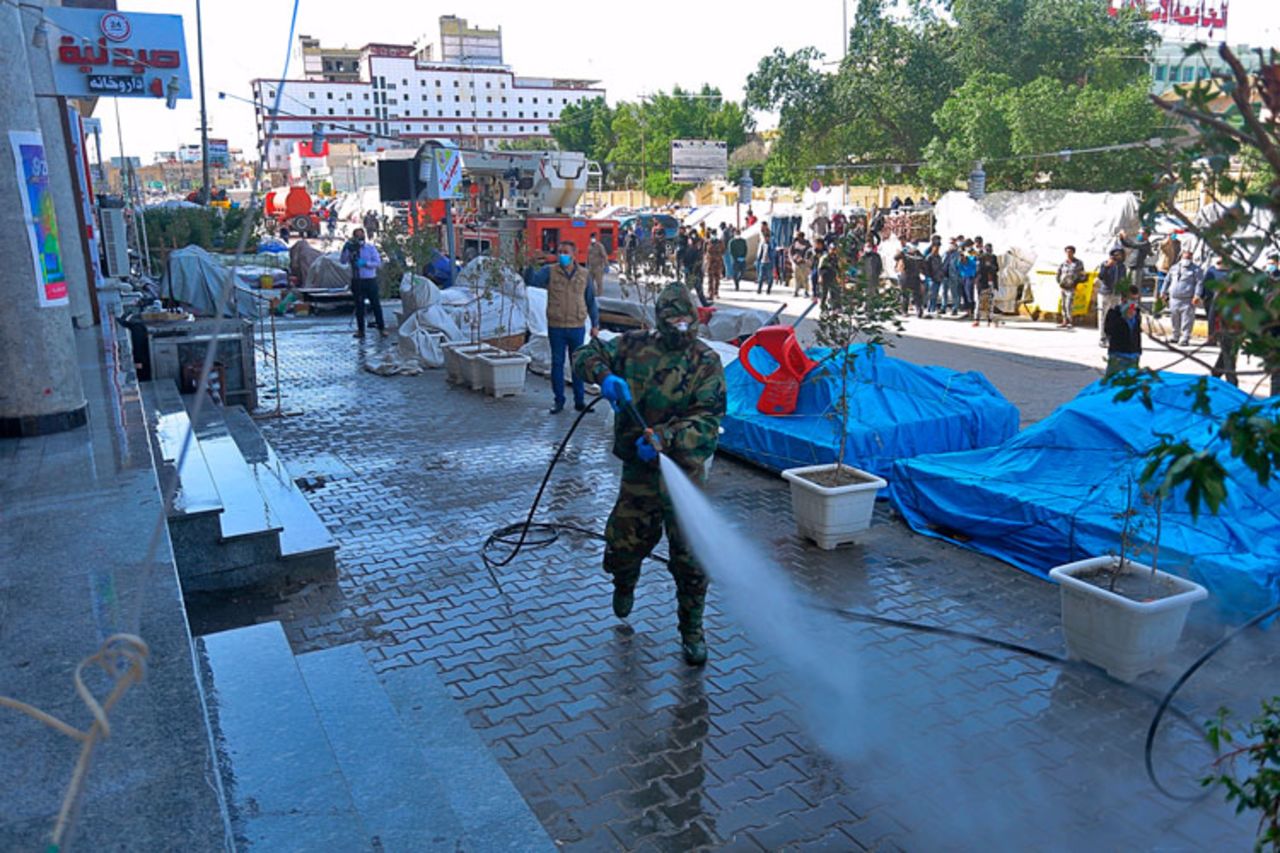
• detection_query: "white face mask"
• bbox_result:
[674,321,690,333]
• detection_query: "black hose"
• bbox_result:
[479,396,608,593]
[1143,602,1280,801]
[481,394,1276,802]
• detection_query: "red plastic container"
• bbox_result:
[737,325,820,416]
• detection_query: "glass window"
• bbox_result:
[1182,66,1194,82]
[308,92,315,99]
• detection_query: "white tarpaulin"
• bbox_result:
[439,257,529,342]
[289,240,322,284]
[396,312,445,368]
[1185,202,1279,269]
[934,190,1140,274]
[399,273,441,315]
[161,245,258,318]
[307,254,352,289]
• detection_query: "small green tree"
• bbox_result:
[1205,698,1280,851]
[375,216,439,298]
[1106,44,1280,520]
[813,248,903,479]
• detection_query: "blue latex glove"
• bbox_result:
[354,257,364,268]
[599,375,631,411]
[634,434,658,463]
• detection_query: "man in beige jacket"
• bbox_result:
[547,241,600,414]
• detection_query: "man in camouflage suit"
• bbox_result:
[574,283,727,665]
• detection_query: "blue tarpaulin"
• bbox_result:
[889,375,1280,619]
[719,344,1021,480]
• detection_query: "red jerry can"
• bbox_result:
[737,325,820,416]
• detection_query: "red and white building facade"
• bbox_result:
[252,33,604,170]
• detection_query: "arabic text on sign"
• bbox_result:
[87,75,146,95]
[58,37,181,74]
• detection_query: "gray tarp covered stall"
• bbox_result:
[161,245,259,318]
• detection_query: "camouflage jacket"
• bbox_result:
[574,288,726,480]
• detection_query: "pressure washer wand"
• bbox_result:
[621,399,663,454]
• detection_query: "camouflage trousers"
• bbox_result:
[603,462,708,641]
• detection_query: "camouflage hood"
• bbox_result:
[654,283,698,349]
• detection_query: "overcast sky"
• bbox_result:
[85,0,1280,164]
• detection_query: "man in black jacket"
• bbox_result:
[1103,283,1142,377]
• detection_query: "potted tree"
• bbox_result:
[780,245,902,549]
[1049,475,1208,682]
[478,257,532,397]
[454,258,504,391]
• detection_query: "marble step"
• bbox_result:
[221,406,337,565]
[199,621,369,850]
[140,380,222,519]
[380,665,556,852]
[295,644,465,852]
[183,396,283,543]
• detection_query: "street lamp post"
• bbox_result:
[196,0,210,205]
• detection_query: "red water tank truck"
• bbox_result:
[264,186,321,238]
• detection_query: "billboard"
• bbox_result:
[208,139,230,168]
[44,9,191,101]
[670,139,728,184]
[9,132,69,308]
[418,145,464,200]
[1109,0,1229,36]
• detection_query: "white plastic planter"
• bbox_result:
[479,351,531,398]
[781,463,887,550]
[441,341,470,385]
[1049,556,1208,682]
[457,344,500,391]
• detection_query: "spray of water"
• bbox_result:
[656,455,1240,849]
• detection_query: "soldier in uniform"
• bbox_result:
[574,284,727,666]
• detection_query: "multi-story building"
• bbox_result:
[1148,41,1263,95]
[253,16,604,170]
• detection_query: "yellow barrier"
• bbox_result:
[1028,268,1096,318]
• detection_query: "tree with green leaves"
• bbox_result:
[747,0,1160,192]
[1105,44,1280,519]
[550,87,750,198]
[1107,48,1279,845]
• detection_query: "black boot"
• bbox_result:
[613,587,634,619]
[611,571,638,619]
[676,584,707,667]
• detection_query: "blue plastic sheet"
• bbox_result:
[889,375,1280,619]
[719,344,1020,480]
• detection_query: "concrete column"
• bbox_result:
[24,0,93,328]
[0,3,87,437]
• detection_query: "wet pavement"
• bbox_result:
[231,312,1277,851]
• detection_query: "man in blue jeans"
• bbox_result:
[546,240,600,414]
[340,228,385,338]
